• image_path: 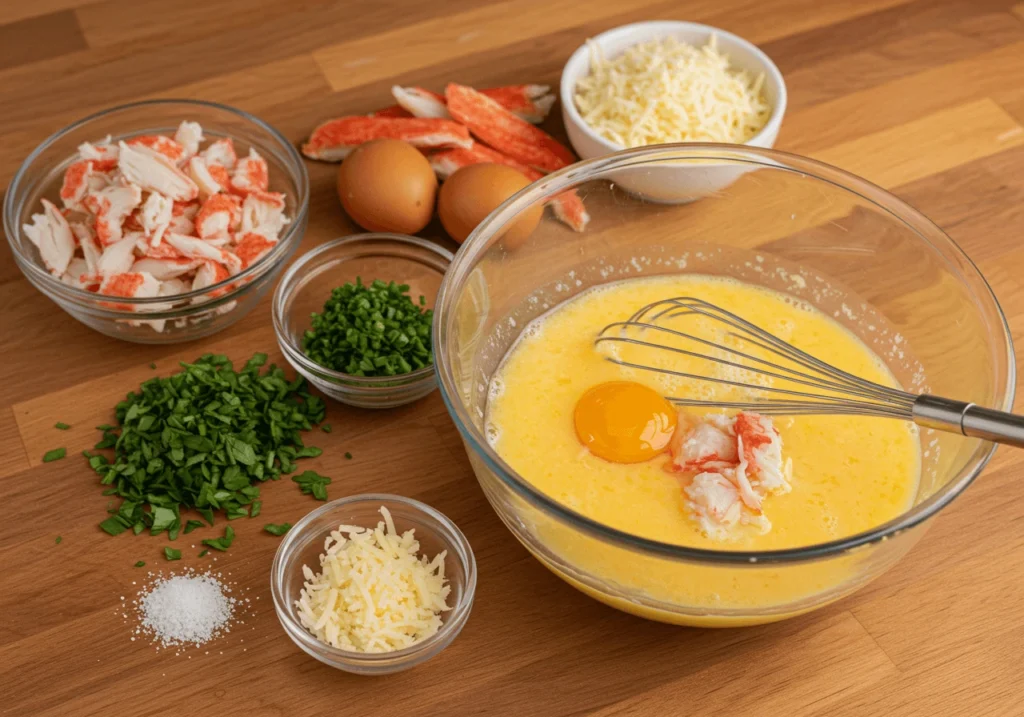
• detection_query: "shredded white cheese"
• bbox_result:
[574,35,772,147]
[295,506,451,653]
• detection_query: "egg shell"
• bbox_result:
[337,139,437,234]
[436,163,543,246]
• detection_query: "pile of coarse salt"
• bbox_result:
[128,568,244,651]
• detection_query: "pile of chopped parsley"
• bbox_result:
[86,353,325,541]
[302,278,433,377]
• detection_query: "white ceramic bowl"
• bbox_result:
[559,21,787,202]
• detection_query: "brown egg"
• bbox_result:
[337,139,437,234]
[437,163,542,247]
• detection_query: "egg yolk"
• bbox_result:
[574,381,678,463]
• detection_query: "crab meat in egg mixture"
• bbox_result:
[22,121,291,332]
[484,274,921,613]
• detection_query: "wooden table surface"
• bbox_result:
[3,0,1024,714]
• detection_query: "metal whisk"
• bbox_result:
[596,297,1024,448]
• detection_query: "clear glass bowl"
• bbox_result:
[273,234,452,408]
[433,144,1015,627]
[270,494,476,675]
[3,99,309,344]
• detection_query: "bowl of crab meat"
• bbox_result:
[4,99,309,343]
[433,143,1013,627]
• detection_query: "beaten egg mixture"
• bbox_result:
[485,275,920,621]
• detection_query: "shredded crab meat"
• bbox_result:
[118,141,199,201]
[201,138,237,168]
[24,121,290,332]
[239,190,287,240]
[194,194,241,239]
[174,121,204,163]
[229,148,269,194]
[24,199,76,275]
[670,412,790,540]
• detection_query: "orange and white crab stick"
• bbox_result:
[429,145,589,232]
[301,116,473,161]
[391,85,557,124]
[445,83,575,172]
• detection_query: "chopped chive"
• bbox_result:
[321,423,332,433]
[134,560,146,568]
[55,422,70,430]
[55,536,62,544]
[198,549,209,557]
[164,547,182,561]
[149,362,156,369]
[264,522,292,536]
[344,452,352,460]
[43,448,66,463]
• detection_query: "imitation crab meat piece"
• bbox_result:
[667,417,739,473]
[392,86,449,119]
[78,136,119,167]
[83,182,143,245]
[187,156,227,198]
[60,161,100,211]
[480,85,556,124]
[233,232,277,269]
[301,116,473,162]
[96,235,140,276]
[131,256,199,280]
[126,135,185,163]
[202,138,237,168]
[735,412,791,495]
[372,104,413,118]
[118,141,199,201]
[71,222,103,275]
[194,194,241,239]
[23,199,76,275]
[174,121,204,163]
[684,471,744,539]
[99,271,161,309]
[429,145,590,232]
[229,148,269,194]
[138,192,174,246]
[169,200,199,235]
[166,233,242,274]
[391,85,556,124]
[445,83,575,172]
[191,260,231,295]
[61,257,100,290]
[240,190,287,240]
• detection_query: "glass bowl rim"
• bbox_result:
[269,492,477,663]
[3,98,311,308]
[272,232,452,388]
[433,141,1016,565]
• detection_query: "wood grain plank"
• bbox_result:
[0,10,87,70]
[0,0,100,25]
[814,98,1024,188]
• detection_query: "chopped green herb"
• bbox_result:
[55,422,70,430]
[43,448,66,463]
[292,470,331,501]
[344,452,352,460]
[85,353,324,538]
[321,423,332,433]
[264,522,292,536]
[55,536,62,544]
[301,278,433,376]
[201,525,235,552]
[198,549,209,557]
[134,560,146,567]
[164,547,182,561]
[250,500,262,518]
[149,362,156,369]
[184,519,205,534]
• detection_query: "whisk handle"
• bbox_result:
[913,395,1024,448]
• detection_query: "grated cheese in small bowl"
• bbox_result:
[295,506,451,653]
[271,494,476,675]
[573,34,773,148]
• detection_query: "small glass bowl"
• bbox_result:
[3,99,309,344]
[272,234,452,408]
[270,494,477,675]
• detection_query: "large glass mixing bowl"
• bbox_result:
[433,144,1015,627]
